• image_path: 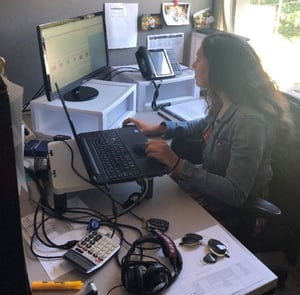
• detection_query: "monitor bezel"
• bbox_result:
[37,11,109,102]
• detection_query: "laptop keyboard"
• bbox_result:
[84,131,141,181]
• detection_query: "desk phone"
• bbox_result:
[135,46,181,80]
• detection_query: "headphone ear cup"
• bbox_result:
[122,263,145,294]
[143,263,171,293]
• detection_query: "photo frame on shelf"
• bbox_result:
[193,8,215,30]
[162,3,190,26]
[140,14,163,31]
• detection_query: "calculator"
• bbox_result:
[64,230,120,274]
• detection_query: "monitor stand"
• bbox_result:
[64,86,99,102]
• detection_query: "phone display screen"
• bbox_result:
[149,49,174,77]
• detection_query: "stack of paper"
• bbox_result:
[159,98,207,121]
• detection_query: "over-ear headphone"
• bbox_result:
[121,229,182,295]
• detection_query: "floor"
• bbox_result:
[277,259,300,295]
[257,252,300,294]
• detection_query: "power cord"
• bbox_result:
[151,80,171,111]
[61,140,149,222]
[28,140,150,259]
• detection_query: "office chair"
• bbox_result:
[243,93,300,288]
[169,92,300,288]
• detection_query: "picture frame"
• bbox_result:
[162,3,190,26]
[140,14,163,31]
[193,8,215,30]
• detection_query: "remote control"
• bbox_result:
[64,230,120,274]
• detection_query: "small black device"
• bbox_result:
[121,229,182,295]
[53,134,72,141]
[85,281,98,295]
[24,140,50,157]
[136,46,180,80]
[147,218,169,232]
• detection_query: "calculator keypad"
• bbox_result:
[75,231,119,263]
[64,230,120,273]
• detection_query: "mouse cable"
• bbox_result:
[109,67,140,81]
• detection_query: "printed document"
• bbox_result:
[105,3,138,49]
[165,225,276,295]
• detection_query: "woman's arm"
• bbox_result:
[175,117,270,207]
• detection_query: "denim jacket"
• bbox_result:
[163,104,274,208]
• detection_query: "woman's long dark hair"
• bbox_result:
[201,33,298,204]
[201,32,293,139]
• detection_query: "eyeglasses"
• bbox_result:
[203,238,230,263]
[179,234,230,264]
[179,233,203,247]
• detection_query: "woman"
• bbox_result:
[123,33,293,233]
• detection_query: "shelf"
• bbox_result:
[30,80,136,138]
[113,65,199,112]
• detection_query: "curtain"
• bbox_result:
[212,0,237,33]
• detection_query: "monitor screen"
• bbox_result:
[37,11,109,102]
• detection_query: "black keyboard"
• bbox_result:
[84,131,141,180]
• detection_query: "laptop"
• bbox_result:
[55,83,168,185]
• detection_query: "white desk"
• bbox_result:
[22,112,277,295]
[22,175,277,295]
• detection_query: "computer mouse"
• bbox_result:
[132,143,147,157]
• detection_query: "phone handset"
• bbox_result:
[135,46,156,80]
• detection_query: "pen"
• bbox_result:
[31,280,84,290]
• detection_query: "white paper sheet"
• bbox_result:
[22,197,87,279]
[22,197,119,280]
[104,3,138,49]
[161,98,207,121]
[147,33,184,63]
[164,225,276,295]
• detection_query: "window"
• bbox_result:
[234,0,300,92]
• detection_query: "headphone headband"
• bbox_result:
[121,230,182,294]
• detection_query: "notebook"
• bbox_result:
[55,83,168,185]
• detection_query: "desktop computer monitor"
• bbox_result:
[37,11,109,102]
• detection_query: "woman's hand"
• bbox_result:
[122,117,165,136]
[146,139,179,169]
